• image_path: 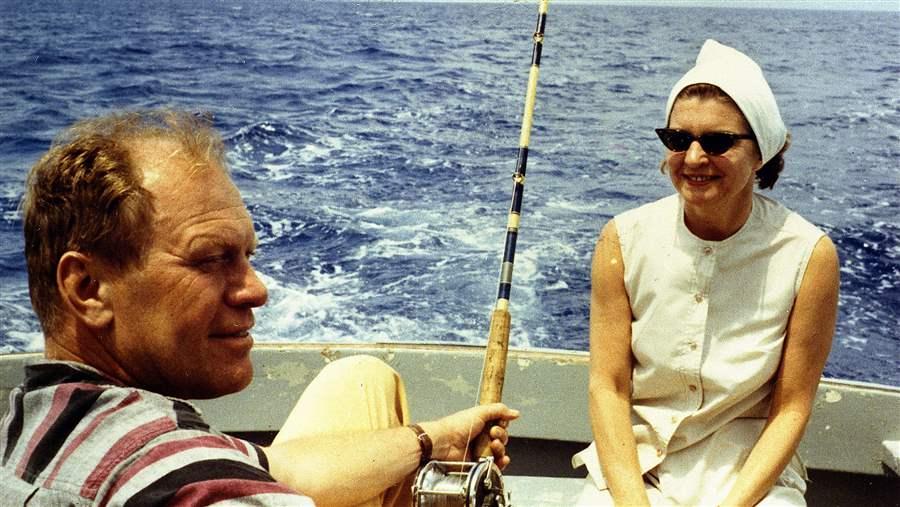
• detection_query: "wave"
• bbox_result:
[0,0,896,385]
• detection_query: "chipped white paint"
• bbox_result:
[431,374,476,397]
[824,390,843,403]
[512,396,540,407]
[320,347,340,363]
[263,361,312,388]
[517,358,532,370]
[551,357,583,367]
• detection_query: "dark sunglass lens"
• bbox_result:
[671,131,694,151]
[657,129,691,151]
[699,133,734,155]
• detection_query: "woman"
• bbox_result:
[572,40,840,506]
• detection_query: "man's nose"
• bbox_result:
[228,263,269,308]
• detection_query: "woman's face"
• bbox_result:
[665,96,762,213]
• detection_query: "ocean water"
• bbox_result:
[0,1,897,386]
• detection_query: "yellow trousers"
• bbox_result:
[272,355,413,507]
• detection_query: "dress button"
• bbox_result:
[656,447,664,457]
[703,246,713,255]
[694,293,704,303]
[689,384,698,392]
[689,341,698,350]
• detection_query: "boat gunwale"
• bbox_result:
[2,342,898,477]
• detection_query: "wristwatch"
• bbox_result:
[407,423,433,466]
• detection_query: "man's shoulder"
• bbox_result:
[3,361,310,505]
[2,361,191,492]
[15,360,199,443]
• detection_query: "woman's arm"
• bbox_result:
[588,220,650,506]
[720,236,840,506]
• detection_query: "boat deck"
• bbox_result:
[504,476,582,505]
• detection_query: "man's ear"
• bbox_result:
[57,252,114,329]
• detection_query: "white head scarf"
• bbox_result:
[665,39,787,165]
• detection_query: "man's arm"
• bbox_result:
[720,236,839,506]
[264,403,518,507]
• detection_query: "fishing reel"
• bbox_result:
[412,457,508,507]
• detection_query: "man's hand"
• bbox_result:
[420,403,519,469]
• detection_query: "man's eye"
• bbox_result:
[196,254,229,267]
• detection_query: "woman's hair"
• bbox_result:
[21,110,226,334]
[665,83,789,190]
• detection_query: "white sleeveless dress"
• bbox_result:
[573,193,824,506]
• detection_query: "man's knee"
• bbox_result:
[319,354,401,385]
[312,354,409,428]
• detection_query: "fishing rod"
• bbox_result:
[413,1,550,505]
[473,0,548,458]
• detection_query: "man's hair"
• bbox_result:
[22,110,227,334]
[668,83,789,190]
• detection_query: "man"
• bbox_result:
[1,110,518,506]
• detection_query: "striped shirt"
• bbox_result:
[0,360,314,506]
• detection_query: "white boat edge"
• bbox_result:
[2,342,898,483]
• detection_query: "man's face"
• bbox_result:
[105,139,268,399]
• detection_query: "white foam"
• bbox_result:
[0,331,43,353]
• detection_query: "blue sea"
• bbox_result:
[0,1,897,386]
